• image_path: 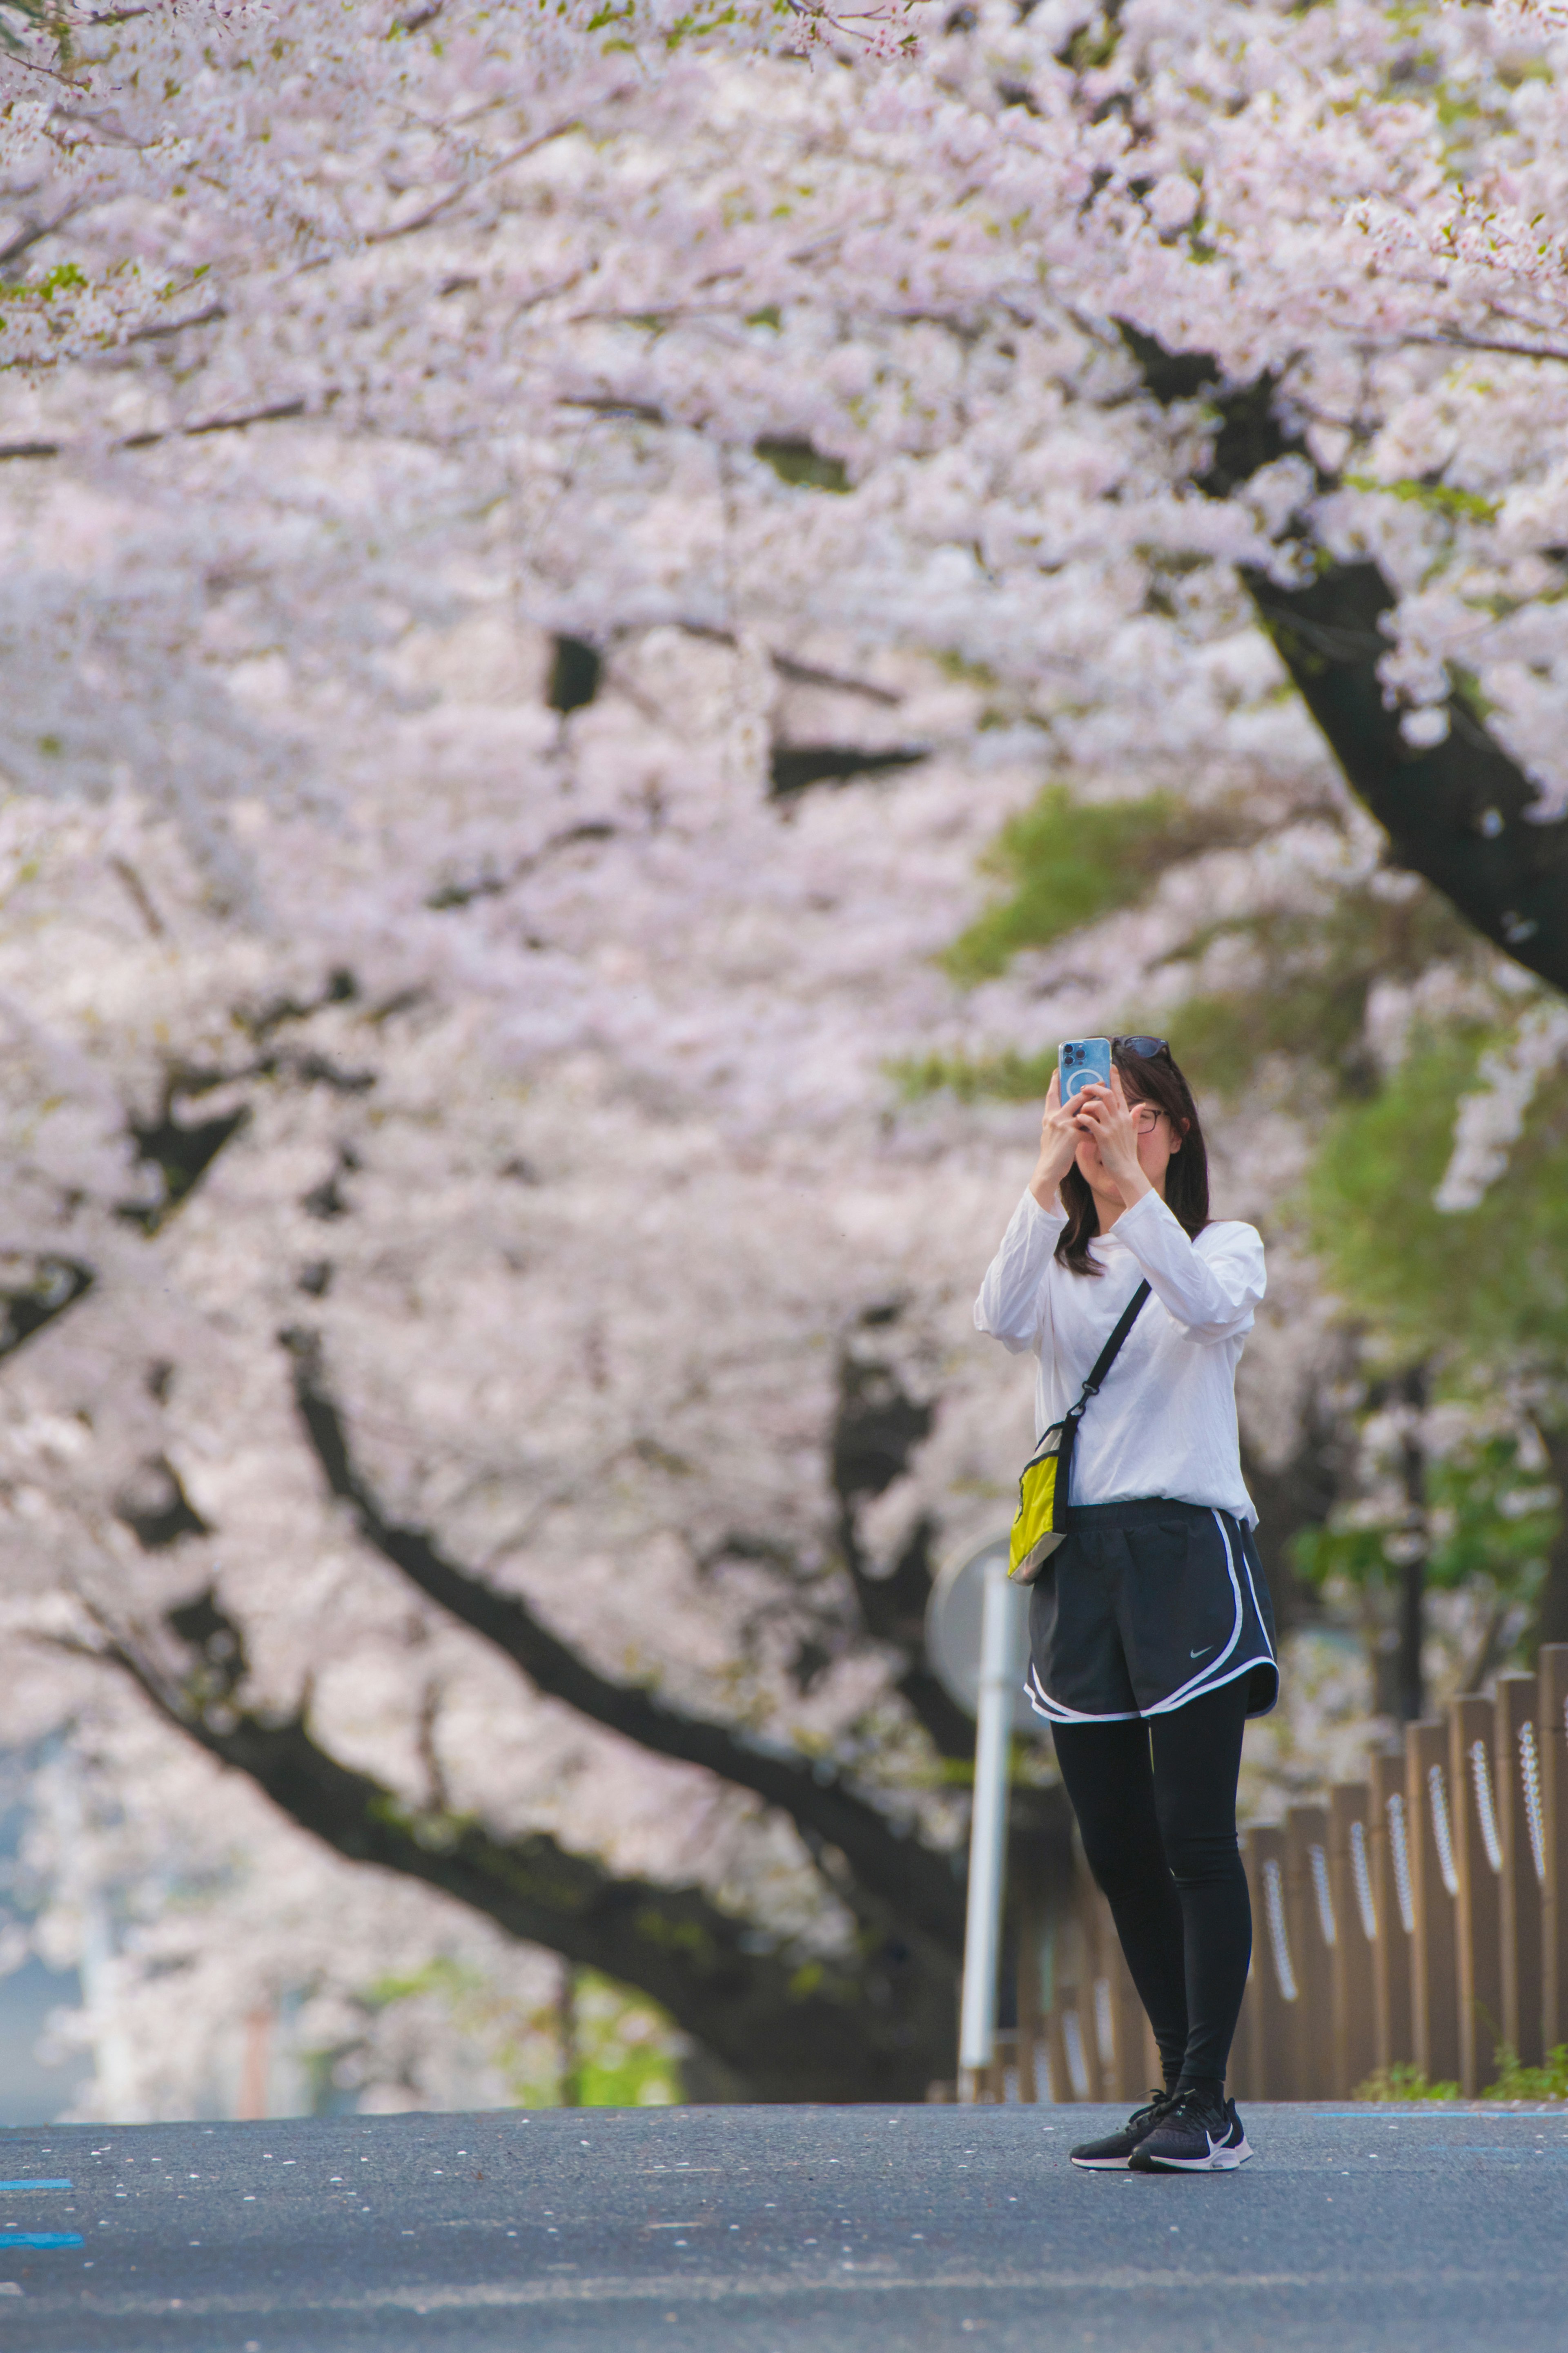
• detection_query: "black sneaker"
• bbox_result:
[1129,2089,1252,2172]
[1069,2089,1178,2171]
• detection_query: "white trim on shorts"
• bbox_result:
[1023,1507,1276,1726]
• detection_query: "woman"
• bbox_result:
[973,1036,1275,2174]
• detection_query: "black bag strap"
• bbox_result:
[1063,1279,1151,1429]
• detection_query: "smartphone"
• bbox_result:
[1058,1037,1112,1102]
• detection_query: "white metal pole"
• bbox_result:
[958,1555,1024,2101]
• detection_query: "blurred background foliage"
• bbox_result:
[912,773,1568,1703]
[363,1961,681,2110]
[1307,1043,1568,1364]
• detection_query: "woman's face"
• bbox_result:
[1076,1086,1181,1200]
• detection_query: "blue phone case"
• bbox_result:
[1059,1037,1112,1101]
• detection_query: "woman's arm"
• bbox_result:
[974,1073,1080,1352]
[973,1188,1067,1352]
[1112,1191,1265,1341]
[1027,1067,1088,1214]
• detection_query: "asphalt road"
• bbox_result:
[0,2102,1563,2351]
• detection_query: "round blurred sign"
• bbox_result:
[923,1534,1047,1738]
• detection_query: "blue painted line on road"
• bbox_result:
[0,2234,82,2250]
[0,2181,71,2193]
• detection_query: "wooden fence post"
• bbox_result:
[1245,1822,1301,2097]
[1073,1861,1106,2101]
[1450,1693,1506,2095]
[1085,1884,1143,2101]
[1539,1645,1568,2057]
[1016,1886,1043,2103]
[1229,1846,1257,2106]
[1407,1718,1461,2087]
[1142,2010,1163,2092]
[1287,1802,1336,2098]
[1496,1671,1545,2071]
[1047,1879,1097,2102]
[1369,1747,1415,2072]
[1043,2007,1074,2104]
[1217,1661,1568,2100]
[1329,1782,1379,2097]
[1084,1887,1110,2098]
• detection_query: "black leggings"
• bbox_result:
[1051,1677,1250,2088]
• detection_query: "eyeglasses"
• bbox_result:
[1115,1035,1169,1059]
[1130,1104,1165,1133]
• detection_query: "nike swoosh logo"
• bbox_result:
[1189,1646,1212,1658]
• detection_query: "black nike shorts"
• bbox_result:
[1025,1497,1278,1725]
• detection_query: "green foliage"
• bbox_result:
[1295,1432,1559,1603]
[0,0,65,56]
[1482,2043,1568,2101]
[1305,1033,1568,1366]
[365,1958,681,2107]
[902,870,1475,1110]
[662,9,740,48]
[1353,2042,1567,2109]
[921,774,1474,1113]
[1448,663,1498,725]
[942,785,1206,984]
[1346,472,1501,526]
[1060,15,1119,70]
[1353,2062,1460,2102]
[0,261,88,317]
[1292,1517,1399,1599]
[1174,974,1366,1101]
[753,436,849,493]
[1169,887,1477,1101]
[890,1045,1054,1103]
[564,1973,682,2105]
[35,262,86,300]
[1423,1438,1560,1589]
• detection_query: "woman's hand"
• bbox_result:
[1070,1068,1152,1207]
[1029,1069,1086,1210]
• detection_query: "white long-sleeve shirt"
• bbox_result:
[973,1187,1265,1526]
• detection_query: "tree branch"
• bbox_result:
[0,200,82,269]
[125,302,226,345]
[364,118,596,245]
[0,399,307,464]
[87,1613,950,2103]
[282,1329,967,1955]
[0,1254,92,1361]
[1241,555,1568,989]
[1124,333,1568,995]
[1530,1420,1568,1651]
[830,1322,978,1760]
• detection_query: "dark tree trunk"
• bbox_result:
[96,1626,958,2105]
[283,1326,969,1959]
[1530,1425,1568,1653]
[93,1316,1067,2103]
[1240,558,1568,990]
[1122,332,1568,995]
[1397,1366,1430,1723]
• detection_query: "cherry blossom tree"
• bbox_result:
[4,0,1568,2108]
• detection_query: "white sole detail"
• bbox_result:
[1135,2126,1252,2172]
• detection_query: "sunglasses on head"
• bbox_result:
[1114,1035,1169,1059]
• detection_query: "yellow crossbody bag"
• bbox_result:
[1009,1279,1151,1584]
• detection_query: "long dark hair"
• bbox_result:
[1055,1039,1209,1276]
